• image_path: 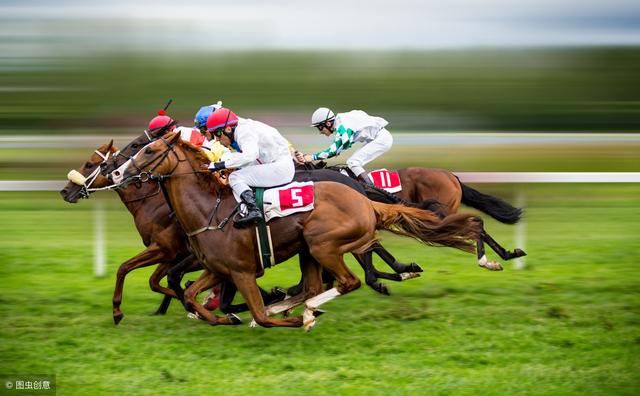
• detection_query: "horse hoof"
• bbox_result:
[313,309,326,318]
[303,308,318,331]
[400,272,421,281]
[479,261,503,271]
[227,313,243,325]
[152,310,166,316]
[513,248,527,258]
[409,263,424,272]
[374,283,391,296]
[113,313,124,325]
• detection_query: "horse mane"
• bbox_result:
[171,133,229,190]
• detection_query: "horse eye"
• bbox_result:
[85,163,93,169]
[145,147,153,154]
[132,143,139,149]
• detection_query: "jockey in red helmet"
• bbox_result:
[206,107,294,227]
[145,109,178,140]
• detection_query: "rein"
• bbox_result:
[135,137,239,236]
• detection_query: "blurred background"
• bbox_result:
[1,1,639,394]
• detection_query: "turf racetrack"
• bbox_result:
[1,184,639,395]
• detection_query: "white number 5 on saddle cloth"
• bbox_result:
[263,181,315,222]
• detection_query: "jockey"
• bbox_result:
[194,101,223,135]
[145,109,178,139]
[145,106,228,162]
[299,107,393,184]
[206,107,294,227]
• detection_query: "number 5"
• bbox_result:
[291,188,303,207]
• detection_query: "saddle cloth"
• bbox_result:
[367,169,402,193]
[262,181,314,222]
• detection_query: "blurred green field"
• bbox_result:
[2,48,640,133]
[0,184,639,395]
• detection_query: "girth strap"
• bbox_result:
[254,188,275,269]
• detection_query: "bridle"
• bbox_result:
[126,137,239,235]
[68,149,118,199]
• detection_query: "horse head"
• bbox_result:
[60,140,118,203]
[110,131,183,184]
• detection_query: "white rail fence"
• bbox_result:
[2,172,640,275]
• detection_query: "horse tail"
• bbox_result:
[370,201,481,253]
[459,182,523,224]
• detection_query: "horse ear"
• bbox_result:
[106,139,114,151]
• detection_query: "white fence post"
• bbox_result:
[514,191,526,270]
[94,201,106,278]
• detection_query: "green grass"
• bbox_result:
[1,185,639,395]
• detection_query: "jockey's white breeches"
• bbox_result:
[229,157,295,201]
[347,128,393,177]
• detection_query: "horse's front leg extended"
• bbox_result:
[112,244,166,325]
[184,271,241,326]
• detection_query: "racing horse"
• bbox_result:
[307,163,526,270]
[61,138,287,323]
[111,132,483,328]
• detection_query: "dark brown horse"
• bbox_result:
[111,132,483,329]
[312,163,526,270]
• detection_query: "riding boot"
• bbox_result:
[235,190,263,228]
[356,173,373,186]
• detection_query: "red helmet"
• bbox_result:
[146,109,176,132]
[206,107,238,134]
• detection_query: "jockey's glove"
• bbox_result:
[208,161,226,171]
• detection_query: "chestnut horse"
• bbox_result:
[111,132,482,329]
[61,138,286,323]
[60,141,195,324]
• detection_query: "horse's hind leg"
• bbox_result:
[167,254,200,310]
[230,270,304,328]
[475,221,503,271]
[184,271,241,326]
[303,250,361,331]
[371,242,423,273]
[112,244,166,325]
[482,231,527,260]
[353,251,392,296]
[148,262,177,315]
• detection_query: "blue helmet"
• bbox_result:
[194,101,223,130]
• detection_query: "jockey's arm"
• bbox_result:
[311,126,352,161]
[219,133,260,168]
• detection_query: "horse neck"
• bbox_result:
[114,181,164,216]
[162,157,229,234]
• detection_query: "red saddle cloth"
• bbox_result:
[368,169,402,193]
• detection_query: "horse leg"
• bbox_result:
[184,271,241,325]
[149,262,175,315]
[371,242,423,273]
[230,270,304,328]
[167,254,200,310]
[112,244,166,325]
[353,251,391,296]
[148,262,178,315]
[303,249,361,331]
[250,243,325,327]
[475,220,503,271]
[482,230,527,260]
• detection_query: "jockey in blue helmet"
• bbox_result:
[194,101,223,134]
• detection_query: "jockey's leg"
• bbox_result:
[229,158,295,227]
[346,128,393,184]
